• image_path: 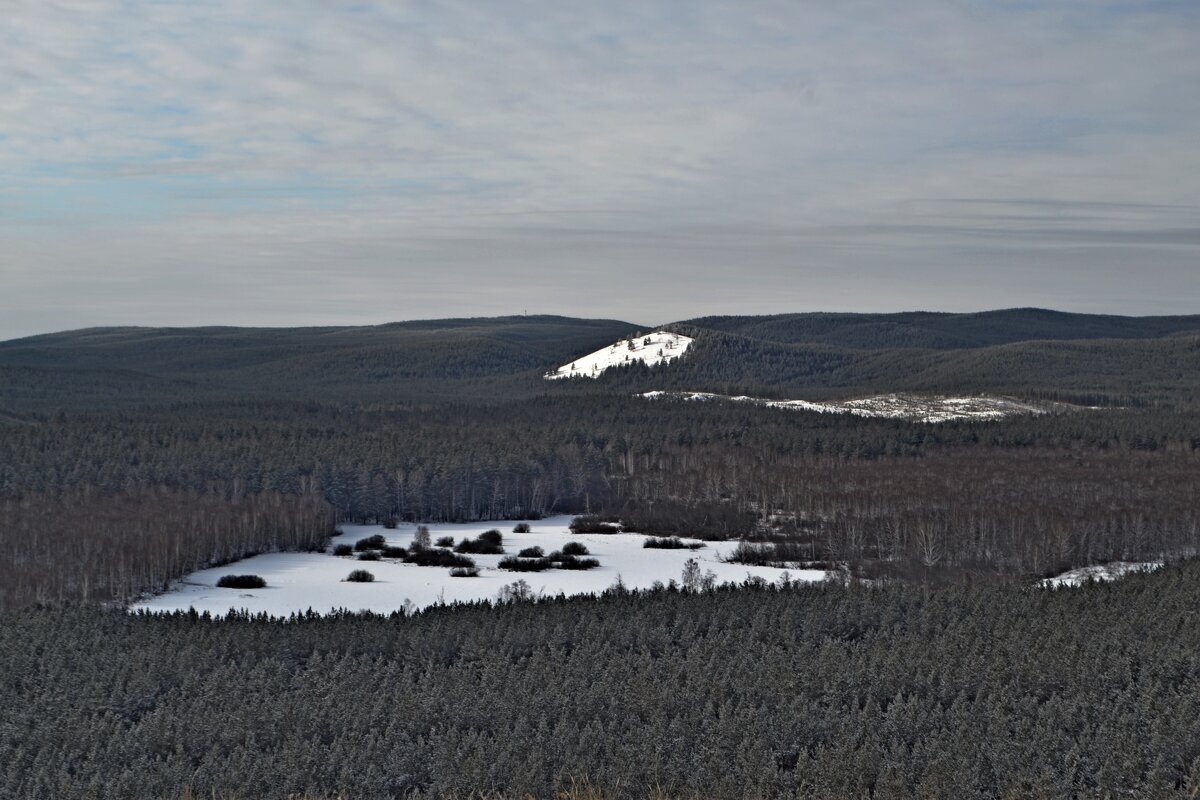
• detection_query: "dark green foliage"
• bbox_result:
[215,574,266,589]
[570,515,620,534]
[618,500,756,540]
[643,537,704,550]
[354,535,386,552]
[561,541,589,556]
[518,546,544,558]
[5,565,1200,798]
[344,569,374,583]
[332,544,353,557]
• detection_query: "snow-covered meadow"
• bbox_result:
[1040,560,1164,587]
[132,515,825,617]
[641,390,1054,422]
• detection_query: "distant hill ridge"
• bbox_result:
[1,309,1197,412]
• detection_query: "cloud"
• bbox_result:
[1,0,1198,338]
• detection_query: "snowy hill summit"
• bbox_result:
[544,330,692,379]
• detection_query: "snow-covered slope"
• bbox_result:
[641,390,1053,422]
[545,331,692,379]
[1040,561,1163,587]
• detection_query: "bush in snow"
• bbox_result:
[345,570,375,583]
[561,541,590,556]
[518,546,544,558]
[456,531,504,554]
[412,525,432,551]
[216,574,266,589]
[405,549,475,569]
[435,536,455,548]
[382,517,399,529]
[512,523,531,533]
[498,556,552,572]
[643,536,705,550]
[555,555,600,571]
[354,535,386,552]
[449,566,480,578]
[569,515,620,534]
[332,544,353,557]
[357,551,381,562]
[382,546,407,558]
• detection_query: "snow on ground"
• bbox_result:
[1040,561,1164,587]
[641,390,1050,422]
[131,515,826,618]
[545,331,692,379]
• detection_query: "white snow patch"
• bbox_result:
[1040,561,1164,587]
[131,515,826,618]
[641,391,1052,422]
[545,331,692,379]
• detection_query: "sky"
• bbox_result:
[2,0,1199,339]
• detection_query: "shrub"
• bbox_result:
[570,515,620,534]
[518,546,545,558]
[562,541,590,556]
[357,551,381,561]
[216,574,266,589]
[382,546,407,558]
[643,536,705,550]
[450,566,480,578]
[498,556,552,572]
[406,549,475,568]
[332,544,353,557]
[354,535,386,552]
[346,569,375,583]
[512,523,532,533]
[556,555,600,570]
[382,517,399,529]
[480,529,503,546]
[412,525,432,551]
[456,533,504,554]
[435,536,455,548]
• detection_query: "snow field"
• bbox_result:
[641,390,1050,422]
[131,515,826,617]
[545,331,692,379]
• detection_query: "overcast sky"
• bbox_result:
[2,1,1198,339]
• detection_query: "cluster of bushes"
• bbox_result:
[332,543,353,556]
[724,540,825,568]
[345,569,374,583]
[643,536,705,550]
[405,549,475,568]
[455,530,505,554]
[353,535,386,552]
[569,515,621,534]
[499,542,598,572]
[435,536,455,548]
[215,575,266,589]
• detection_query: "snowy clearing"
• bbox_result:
[1040,561,1164,587]
[131,515,825,617]
[545,331,692,379]
[641,390,1054,422]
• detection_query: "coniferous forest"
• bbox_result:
[2,311,1200,797]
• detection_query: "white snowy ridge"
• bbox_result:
[545,330,692,379]
[641,390,1051,422]
[1040,561,1163,588]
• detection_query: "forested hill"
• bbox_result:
[677,308,1200,349]
[0,315,642,412]
[2,309,1199,414]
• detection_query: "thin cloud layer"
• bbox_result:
[2,1,1198,338]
